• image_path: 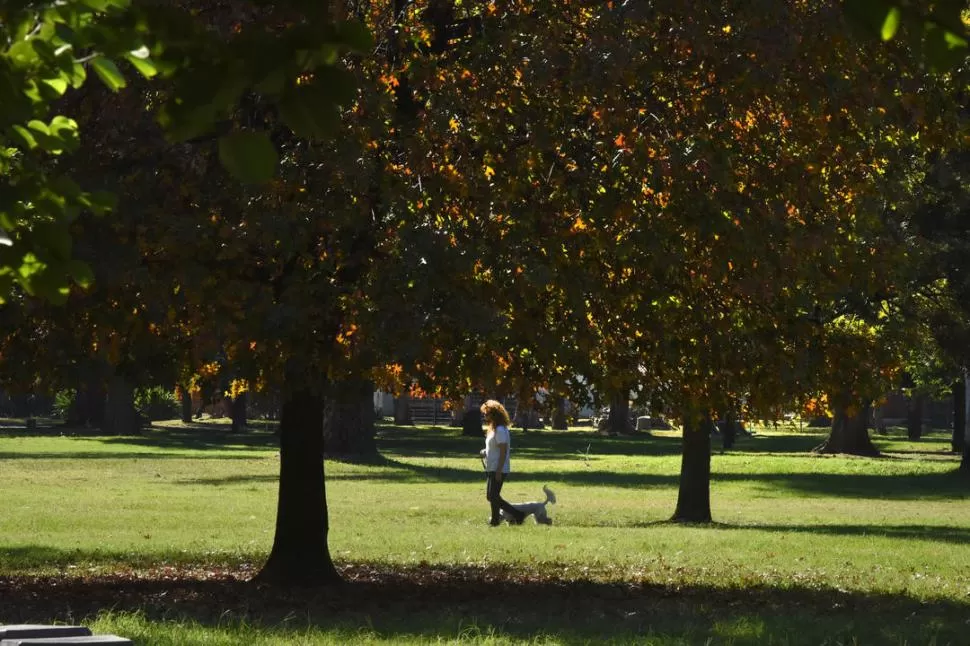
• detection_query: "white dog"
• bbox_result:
[500,485,557,525]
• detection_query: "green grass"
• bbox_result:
[2,420,969,644]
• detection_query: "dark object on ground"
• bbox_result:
[0,637,133,645]
[0,626,91,640]
[0,623,133,644]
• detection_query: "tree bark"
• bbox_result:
[257,387,341,586]
[601,390,631,435]
[907,393,924,440]
[513,404,541,430]
[461,396,483,437]
[962,375,970,471]
[873,403,886,434]
[322,378,377,458]
[671,415,713,523]
[551,397,568,430]
[814,402,878,455]
[720,412,739,450]
[952,379,965,453]
[67,379,106,427]
[393,396,411,425]
[179,385,193,424]
[230,392,248,433]
[100,376,139,435]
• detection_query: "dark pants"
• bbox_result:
[486,471,522,524]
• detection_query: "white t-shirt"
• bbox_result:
[484,425,511,473]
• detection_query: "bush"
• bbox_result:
[53,389,76,420]
[135,386,180,421]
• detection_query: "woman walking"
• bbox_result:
[480,399,526,526]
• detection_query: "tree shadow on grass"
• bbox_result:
[376,425,687,460]
[168,452,970,500]
[97,425,279,452]
[0,557,966,645]
[0,451,264,461]
[331,456,970,501]
[578,519,970,546]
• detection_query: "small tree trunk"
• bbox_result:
[551,397,568,430]
[873,403,887,434]
[601,390,630,435]
[101,376,139,435]
[814,401,878,455]
[257,386,341,586]
[393,396,411,425]
[179,386,193,424]
[952,379,965,453]
[461,396,483,437]
[67,379,106,427]
[230,392,248,433]
[907,393,924,440]
[322,379,377,458]
[721,412,739,450]
[513,404,540,430]
[671,415,713,523]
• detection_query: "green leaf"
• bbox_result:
[67,61,87,88]
[881,7,901,40]
[33,221,72,261]
[278,83,341,139]
[67,259,95,288]
[9,125,38,149]
[125,53,158,79]
[26,265,71,305]
[925,24,969,71]
[218,131,279,184]
[49,115,79,152]
[844,0,897,39]
[41,77,69,97]
[334,21,374,51]
[311,66,358,105]
[91,56,127,92]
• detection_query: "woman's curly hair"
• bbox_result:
[480,399,511,429]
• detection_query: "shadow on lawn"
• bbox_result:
[0,559,966,645]
[587,520,970,546]
[172,453,970,500]
[321,455,970,501]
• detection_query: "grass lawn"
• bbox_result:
[1,419,968,644]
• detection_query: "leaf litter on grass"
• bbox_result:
[2,561,969,644]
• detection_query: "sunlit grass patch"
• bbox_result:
[2,420,969,643]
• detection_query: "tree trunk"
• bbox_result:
[962,375,970,471]
[814,402,878,455]
[393,396,411,425]
[461,395,483,437]
[952,379,965,453]
[907,393,924,440]
[873,403,887,434]
[257,387,341,586]
[720,412,739,450]
[322,378,377,458]
[513,405,541,430]
[179,385,193,424]
[100,376,139,435]
[601,390,630,435]
[67,379,106,427]
[230,392,248,433]
[551,397,568,430]
[671,415,713,523]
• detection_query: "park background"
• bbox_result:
[3,0,970,644]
